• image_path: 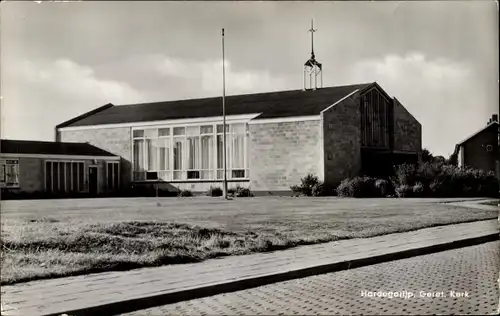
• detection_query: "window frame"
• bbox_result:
[131,121,249,182]
[106,161,120,191]
[44,160,86,193]
[0,159,20,188]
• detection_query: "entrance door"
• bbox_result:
[88,166,98,195]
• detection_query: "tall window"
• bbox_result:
[106,162,120,191]
[158,128,171,180]
[200,125,214,179]
[230,124,246,178]
[45,161,85,193]
[132,122,248,181]
[0,159,20,188]
[173,127,185,180]
[186,126,200,179]
[133,131,145,181]
[360,89,391,148]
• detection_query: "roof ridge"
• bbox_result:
[0,139,117,156]
[115,83,374,107]
[456,121,499,146]
[57,82,374,128]
[1,139,88,145]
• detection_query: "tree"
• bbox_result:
[421,148,434,163]
[444,144,460,166]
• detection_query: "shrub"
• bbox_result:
[412,182,424,197]
[227,186,254,197]
[290,174,329,197]
[336,176,388,198]
[227,187,236,196]
[375,179,392,197]
[301,174,321,196]
[395,184,413,198]
[235,186,253,197]
[179,189,193,197]
[207,186,223,197]
[392,162,499,198]
[311,182,324,197]
[290,185,302,197]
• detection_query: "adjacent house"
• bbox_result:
[56,82,422,195]
[0,139,120,197]
[455,114,499,174]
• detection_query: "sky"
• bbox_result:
[1,1,498,157]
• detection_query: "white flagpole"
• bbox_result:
[222,28,228,199]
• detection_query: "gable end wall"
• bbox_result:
[321,91,362,186]
[393,98,422,153]
[57,127,132,186]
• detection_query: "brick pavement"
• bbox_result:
[123,241,500,315]
[1,219,498,316]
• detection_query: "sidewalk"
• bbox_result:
[1,218,498,316]
[442,198,499,211]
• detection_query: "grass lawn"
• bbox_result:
[1,197,497,285]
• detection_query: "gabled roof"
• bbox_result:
[57,83,373,128]
[457,121,499,146]
[0,139,117,157]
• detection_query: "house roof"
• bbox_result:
[0,139,117,157]
[457,121,499,146]
[57,83,373,128]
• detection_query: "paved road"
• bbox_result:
[123,241,500,315]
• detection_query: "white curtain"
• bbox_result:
[133,139,145,171]
[201,135,213,169]
[159,138,170,171]
[147,138,160,171]
[173,139,183,170]
[232,134,245,169]
[187,136,200,169]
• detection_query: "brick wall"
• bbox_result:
[321,92,362,186]
[19,157,44,193]
[58,127,132,186]
[248,119,322,192]
[462,124,498,173]
[135,180,250,194]
[393,98,422,153]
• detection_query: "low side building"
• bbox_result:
[0,139,120,198]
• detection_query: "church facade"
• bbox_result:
[56,82,422,195]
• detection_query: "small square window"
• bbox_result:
[186,126,199,136]
[187,170,200,179]
[173,127,185,136]
[133,130,144,137]
[217,124,229,133]
[145,129,158,138]
[200,125,214,134]
[159,128,170,136]
[232,170,245,178]
[231,123,246,134]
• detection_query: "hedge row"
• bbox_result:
[291,162,499,198]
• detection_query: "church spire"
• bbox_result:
[303,19,323,90]
[309,19,316,59]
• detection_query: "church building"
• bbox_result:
[55,22,421,196]
[55,81,421,195]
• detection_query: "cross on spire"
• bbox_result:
[308,19,317,59]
